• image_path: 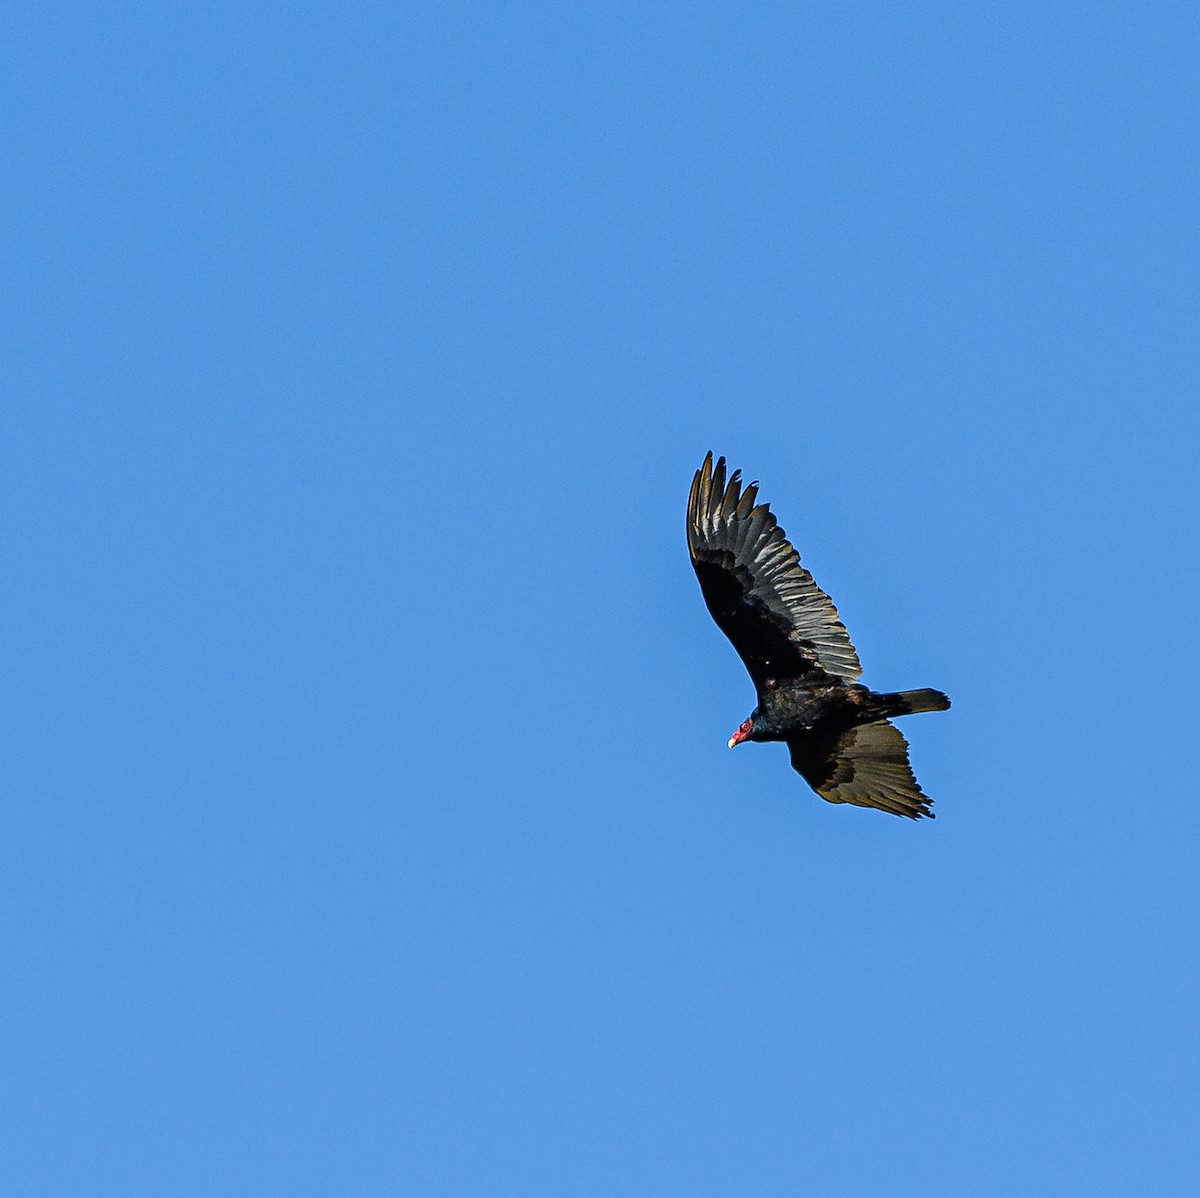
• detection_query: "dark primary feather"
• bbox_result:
[686,451,862,690]
[788,721,934,820]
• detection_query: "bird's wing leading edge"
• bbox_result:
[687,452,862,688]
[788,720,934,820]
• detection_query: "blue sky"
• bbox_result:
[4,2,1198,1193]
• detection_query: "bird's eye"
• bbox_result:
[741,719,752,733]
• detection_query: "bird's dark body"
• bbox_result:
[751,680,934,741]
[751,680,871,741]
[687,452,950,819]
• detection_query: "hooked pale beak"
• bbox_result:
[728,724,752,748]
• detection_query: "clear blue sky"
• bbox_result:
[4,2,1198,1194]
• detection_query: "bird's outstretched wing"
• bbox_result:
[788,721,934,820]
[687,452,862,688]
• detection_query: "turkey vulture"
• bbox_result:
[687,452,950,819]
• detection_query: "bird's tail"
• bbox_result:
[872,688,951,718]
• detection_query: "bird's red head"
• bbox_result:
[728,718,753,748]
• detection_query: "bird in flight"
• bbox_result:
[687,452,950,819]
